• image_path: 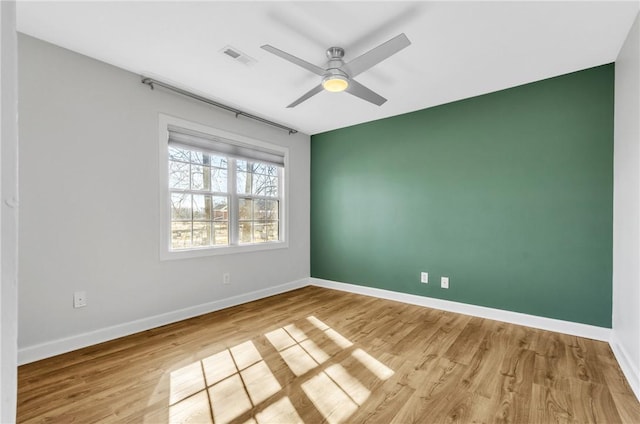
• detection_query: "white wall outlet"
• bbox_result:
[420,272,429,284]
[73,291,87,308]
[223,273,231,285]
[441,277,449,289]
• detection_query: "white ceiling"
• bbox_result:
[16,1,639,135]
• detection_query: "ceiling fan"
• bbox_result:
[261,33,411,108]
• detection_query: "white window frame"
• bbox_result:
[159,114,289,260]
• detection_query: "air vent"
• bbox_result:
[219,45,256,66]
[223,48,240,59]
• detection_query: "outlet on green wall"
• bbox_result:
[311,64,614,328]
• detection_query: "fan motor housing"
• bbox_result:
[326,47,347,75]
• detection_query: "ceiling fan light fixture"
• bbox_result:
[262,33,410,107]
[322,75,349,92]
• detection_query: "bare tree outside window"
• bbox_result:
[168,147,281,250]
[169,146,229,249]
[237,160,280,244]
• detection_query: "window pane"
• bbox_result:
[265,200,278,220]
[213,196,228,221]
[191,165,205,190]
[253,163,268,175]
[211,167,227,193]
[266,221,279,241]
[252,174,266,195]
[214,223,229,245]
[253,223,266,243]
[193,195,211,220]
[169,161,190,189]
[237,159,248,172]
[237,171,251,194]
[264,176,279,196]
[171,221,192,249]
[192,151,213,165]
[192,222,212,247]
[211,156,227,168]
[239,222,252,244]
[253,199,266,220]
[171,193,192,220]
[266,165,279,177]
[253,174,278,196]
[169,146,190,163]
[239,198,252,221]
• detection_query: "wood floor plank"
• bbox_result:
[494,347,537,423]
[17,286,640,423]
[459,321,510,399]
[528,384,575,424]
[569,379,623,423]
[444,317,488,365]
[534,332,573,393]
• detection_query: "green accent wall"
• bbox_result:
[311,64,614,328]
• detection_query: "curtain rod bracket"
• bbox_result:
[140,76,297,135]
[141,78,154,90]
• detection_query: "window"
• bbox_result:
[159,115,287,259]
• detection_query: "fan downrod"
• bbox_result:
[326,47,345,60]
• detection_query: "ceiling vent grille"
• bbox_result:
[219,45,256,66]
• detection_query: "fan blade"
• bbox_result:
[261,45,326,76]
[345,79,387,106]
[287,84,324,108]
[341,33,411,78]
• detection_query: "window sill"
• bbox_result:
[160,240,288,260]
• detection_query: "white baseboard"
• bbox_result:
[610,333,640,400]
[18,278,309,365]
[310,278,611,342]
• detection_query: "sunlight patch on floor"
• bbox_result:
[265,328,297,351]
[283,323,308,342]
[255,397,304,424]
[352,348,394,380]
[230,340,263,369]
[168,390,212,424]
[209,374,252,424]
[307,315,329,331]
[300,338,330,364]
[165,315,395,424]
[202,349,236,386]
[279,344,319,376]
[241,361,282,405]
[325,328,353,349]
[325,364,371,405]
[302,372,359,424]
[169,362,205,405]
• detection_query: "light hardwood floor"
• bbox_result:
[17,286,640,423]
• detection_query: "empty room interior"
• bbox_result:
[2,1,640,423]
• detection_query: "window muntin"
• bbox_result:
[166,138,283,252]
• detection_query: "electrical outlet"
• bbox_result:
[420,272,429,284]
[223,273,231,285]
[441,277,449,289]
[74,291,87,308]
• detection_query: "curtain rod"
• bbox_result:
[141,77,298,135]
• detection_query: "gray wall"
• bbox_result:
[613,11,640,398]
[17,34,310,359]
[1,1,18,421]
